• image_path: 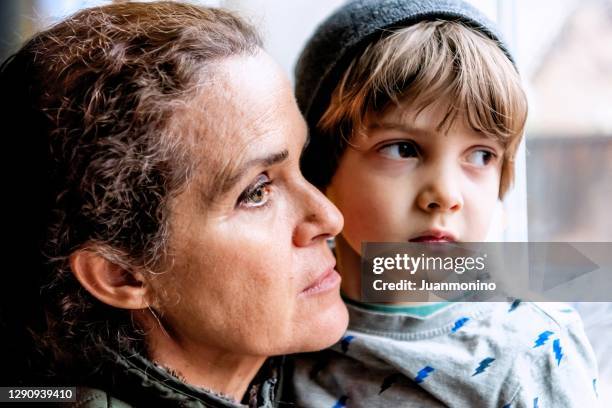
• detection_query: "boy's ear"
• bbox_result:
[69,249,149,310]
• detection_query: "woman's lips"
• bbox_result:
[301,266,341,296]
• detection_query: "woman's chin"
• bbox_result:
[295,300,349,353]
[252,296,349,356]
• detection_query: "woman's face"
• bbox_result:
[149,52,348,357]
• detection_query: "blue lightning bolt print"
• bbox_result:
[594,378,599,398]
[414,366,435,384]
[340,335,355,353]
[533,330,554,348]
[332,395,348,408]
[451,317,469,333]
[508,299,521,312]
[533,397,539,408]
[472,357,495,376]
[553,338,563,365]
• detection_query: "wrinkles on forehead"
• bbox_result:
[169,56,288,210]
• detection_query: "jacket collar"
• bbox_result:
[84,346,282,407]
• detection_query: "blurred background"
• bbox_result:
[1,0,611,399]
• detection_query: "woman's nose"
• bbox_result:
[293,181,344,247]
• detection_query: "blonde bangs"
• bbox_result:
[319,20,528,197]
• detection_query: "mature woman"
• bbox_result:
[0,2,348,406]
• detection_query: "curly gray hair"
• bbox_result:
[0,1,261,380]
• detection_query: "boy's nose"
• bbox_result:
[416,171,463,213]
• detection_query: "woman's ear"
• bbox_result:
[69,249,149,309]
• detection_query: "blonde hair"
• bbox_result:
[318,20,528,197]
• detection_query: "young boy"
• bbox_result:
[292,0,600,406]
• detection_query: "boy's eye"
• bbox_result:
[466,150,495,167]
[238,174,272,208]
[378,141,420,160]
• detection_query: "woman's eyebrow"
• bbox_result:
[207,149,289,203]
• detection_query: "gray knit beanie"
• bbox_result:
[295,0,515,188]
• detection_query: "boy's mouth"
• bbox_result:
[409,230,457,242]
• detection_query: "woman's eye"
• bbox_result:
[378,141,420,160]
[466,150,495,167]
[238,174,272,208]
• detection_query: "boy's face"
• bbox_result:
[327,101,503,256]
